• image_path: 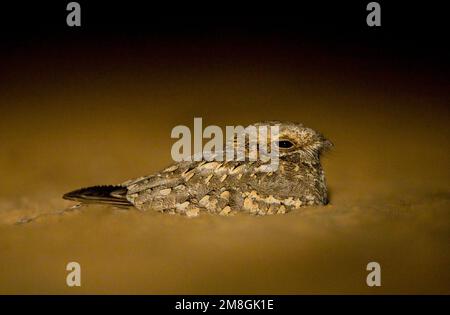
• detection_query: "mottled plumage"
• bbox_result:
[63,121,332,216]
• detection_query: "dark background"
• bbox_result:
[1,1,448,66]
[1,1,448,110]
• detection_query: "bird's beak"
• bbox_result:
[321,139,333,152]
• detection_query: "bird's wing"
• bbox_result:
[121,159,258,211]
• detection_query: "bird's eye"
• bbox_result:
[276,140,294,149]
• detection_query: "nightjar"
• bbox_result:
[63,121,333,216]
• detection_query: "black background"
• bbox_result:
[1,1,448,66]
[1,295,449,313]
[1,1,448,86]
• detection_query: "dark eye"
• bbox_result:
[276,140,294,149]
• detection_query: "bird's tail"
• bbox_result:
[63,185,132,206]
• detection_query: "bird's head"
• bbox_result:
[250,121,333,163]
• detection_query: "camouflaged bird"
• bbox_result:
[63,121,332,217]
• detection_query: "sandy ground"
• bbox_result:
[0,49,449,294]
